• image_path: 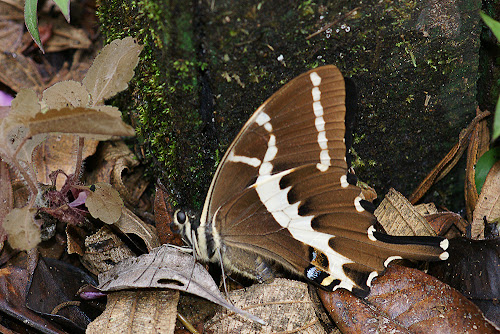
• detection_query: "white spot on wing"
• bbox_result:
[313,102,323,116]
[440,252,449,260]
[310,72,322,86]
[367,225,376,241]
[256,112,271,126]
[440,239,449,250]
[264,122,273,132]
[354,196,364,212]
[384,256,402,267]
[367,271,378,287]
[312,87,321,101]
[227,151,261,167]
[340,175,349,188]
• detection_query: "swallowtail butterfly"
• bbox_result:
[172,65,449,296]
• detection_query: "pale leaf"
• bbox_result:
[85,183,123,224]
[27,107,135,140]
[83,37,143,105]
[9,89,40,123]
[375,188,437,236]
[206,278,324,333]
[98,245,265,324]
[87,290,178,334]
[42,80,89,109]
[3,207,41,250]
[472,160,500,239]
[94,105,122,118]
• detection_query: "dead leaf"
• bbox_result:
[0,159,12,245]
[81,226,135,275]
[3,207,40,250]
[428,238,500,326]
[206,278,326,334]
[0,52,44,93]
[0,20,23,52]
[42,80,90,109]
[83,37,143,105]
[32,134,99,188]
[409,111,491,204]
[425,212,467,238]
[85,183,124,224]
[375,188,437,236]
[98,245,264,324]
[319,265,499,333]
[42,18,92,53]
[465,108,490,222]
[472,160,500,239]
[86,290,178,334]
[154,185,183,246]
[9,88,40,123]
[115,207,160,251]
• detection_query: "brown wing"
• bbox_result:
[201,65,346,223]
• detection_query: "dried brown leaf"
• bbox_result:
[33,135,98,188]
[86,290,178,334]
[42,80,89,109]
[83,37,143,105]
[206,278,326,334]
[81,226,135,275]
[319,265,499,333]
[425,212,467,238]
[3,207,40,250]
[43,19,91,53]
[85,183,123,224]
[154,185,183,246]
[114,207,160,251]
[375,188,437,236]
[472,160,500,239]
[0,20,24,52]
[0,52,44,93]
[98,245,264,324]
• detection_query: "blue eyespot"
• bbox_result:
[176,211,186,224]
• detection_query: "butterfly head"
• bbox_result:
[172,209,200,248]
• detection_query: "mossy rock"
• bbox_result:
[97,0,482,212]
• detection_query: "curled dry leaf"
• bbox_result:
[85,183,123,224]
[472,160,500,239]
[81,226,135,275]
[86,290,178,334]
[98,245,264,324]
[319,265,499,333]
[375,188,437,236]
[206,278,326,334]
[83,37,143,105]
[3,207,40,250]
[115,207,160,251]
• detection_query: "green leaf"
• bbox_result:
[480,11,500,42]
[475,147,500,194]
[493,95,500,142]
[24,0,44,53]
[52,0,71,22]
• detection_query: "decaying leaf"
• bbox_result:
[81,226,135,275]
[472,160,500,239]
[114,207,160,251]
[85,183,123,224]
[428,238,500,326]
[98,245,264,324]
[154,185,183,246]
[32,135,99,188]
[83,37,143,105]
[3,207,40,250]
[206,278,326,334]
[425,212,467,238]
[42,80,89,109]
[319,265,499,333]
[375,188,437,236]
[86,290,178,334]
[8,88,40,123]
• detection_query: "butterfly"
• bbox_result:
[171,65,449,296]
